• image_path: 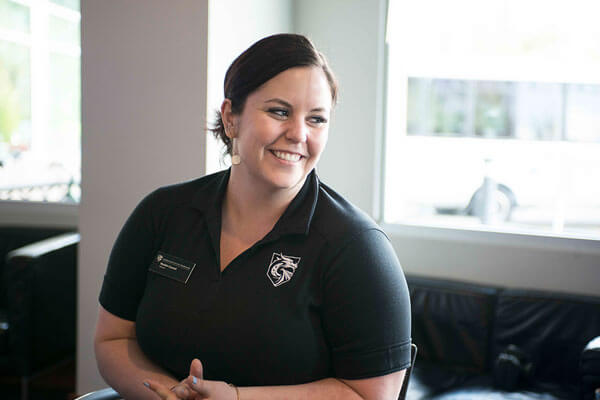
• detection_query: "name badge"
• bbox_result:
[149,251,196,284]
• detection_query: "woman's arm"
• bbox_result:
[237,369,406,400]
[95,305,180,400]
[147,359,405,400]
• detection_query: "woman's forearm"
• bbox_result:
[238,378,365,400]
[148,361,403,400]
[95,337,178,400]
[187,366,403,400]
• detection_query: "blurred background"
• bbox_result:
[0,0,80,204]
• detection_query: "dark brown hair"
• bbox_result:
[210,33,338,156]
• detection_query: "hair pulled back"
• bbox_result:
[210,33,338,156]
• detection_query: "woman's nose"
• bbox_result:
[286,118,308,142]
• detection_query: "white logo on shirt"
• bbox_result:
[267,253,300,287]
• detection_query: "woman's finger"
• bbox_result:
[184,375,209,396]
[189,358,203,379]
[143,379,184,400]
[171,384,192,399]
[184,376,236,399]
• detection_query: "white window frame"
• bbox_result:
[380,0,600,253]
[0,0,80,227]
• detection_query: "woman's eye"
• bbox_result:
[268,108,288,117]
[309,116,328,124]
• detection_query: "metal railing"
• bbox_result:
[0,179,80,203]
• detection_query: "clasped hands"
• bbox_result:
[144,358,238,400]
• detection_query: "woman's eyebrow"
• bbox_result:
[264,98,292,108]
[264,98,328,112]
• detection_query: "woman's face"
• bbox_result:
[228,66,332,193]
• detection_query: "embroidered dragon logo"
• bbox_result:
[267,252,301,287]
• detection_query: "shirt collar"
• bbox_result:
[192,168,319,237]
[191,168,229,216]
[271,169,319,237]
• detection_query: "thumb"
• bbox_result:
[189,358,203,379]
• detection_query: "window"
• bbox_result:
[0,0,80,203]
[384,0,600,238]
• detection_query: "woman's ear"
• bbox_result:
[220,99,235,139]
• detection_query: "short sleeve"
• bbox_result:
[99,192,158,321]
[321,228,412,379]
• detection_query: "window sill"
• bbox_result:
[382,221,600,256]
[0,200,78,228]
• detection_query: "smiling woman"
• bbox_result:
[94,33,412,400]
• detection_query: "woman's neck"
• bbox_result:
[222,168,305,237]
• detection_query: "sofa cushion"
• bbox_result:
[407,275,499,373]
[411,363,488,396]
[429,386,566,400]
[493,289,600,389]
[0,226,69,311]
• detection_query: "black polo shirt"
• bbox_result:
[99,169,411,386]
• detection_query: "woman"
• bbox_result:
[95,33,411,400]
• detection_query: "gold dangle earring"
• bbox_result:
[231,140,241,165]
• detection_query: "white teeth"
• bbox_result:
[273,150,301,162]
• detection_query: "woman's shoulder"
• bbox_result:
[143,169,227,209]
[312,180,385,244]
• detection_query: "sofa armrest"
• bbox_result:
[581,336,600,400]
[4,232,79,376]
[6,232,79,260]
[584,336,600,352]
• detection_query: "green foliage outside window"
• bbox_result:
[0,61,20,143]
[0,42,31,147]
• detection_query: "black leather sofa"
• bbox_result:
[405,274,600,400]
[0,226,78,400]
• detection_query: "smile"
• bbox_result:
[271,150,303,162]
